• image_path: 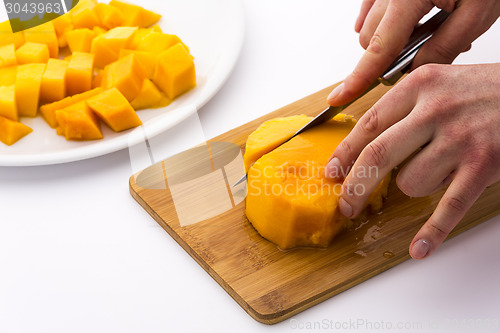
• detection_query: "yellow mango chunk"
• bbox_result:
[101,53,145,101]
[0,66,17,86]
[15,42,50,64]
[15,63,46,117]
[40,87,103,128]
[129,26,162,49]
[65,28,96,53]
[0,44,17,68]
[52,14,74,48]
[23,22,59,58]
[66,52,95,96]
[0,116,32,146]
[87,87,142,131]
[135,32,183,53]
[55,101,103,140]
[243,115,312,172]
[70,0,102,29]
[41,59,69,103]
[109,0,161,28]
[0,21,25,48]
[91,26,137,68]
[93,3,124,29]
[153,43,196,99]
[0,85,17,121]
[130,78,163,110]
[119,49,157,78]
[245,114,391,249]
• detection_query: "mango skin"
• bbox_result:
[245,114,391,250]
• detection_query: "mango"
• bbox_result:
[153,43,196,99]
[101,53,145,101]
[245,114,390,249]
[40,59,69,103]
[70,0,102,29]
[109,0,161,28]
[15,42,50,64]
[130,78,164,110]
[40,87,103,128]
[129,26,162,49]
[0,85,17,121]
[0,116,32,146]
[55,101,103,140]
[91,26,137,68]
[15,63,46,117]
[135,32,183,53]
[66,52,95,96]
[87,87,142,131]
[0,21,24,49]
[52,14,74,48]
[65,28,96,53]
[0,44,17,68]
[23,22,59,58]
[93,3,124,29]
[119,49,157,78]
[0,66,17,86]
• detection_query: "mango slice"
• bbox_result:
[70,0,101,29]
[130,78,164,110]
[153,43,196,99]
[93,3,125,29]
[41,59,69,103]
[23,22,59,58]
[0,85,17,121]
[15,63,46,117]
[52,14,74,48]
[0,44,17,68]
[15,42,50,64]
[87,87,142,131]
[245,114,390,249]
[66,52,95,96]
[109,0,161,28]
[65,28,96,53]
[0,116,32,145]
[40,87,103,128]
[0,21,25,48]
[91,26,137,68]
[101,53,145,101]
[55,101,103,140]
[119,49,157,78]
[0,66,17,86]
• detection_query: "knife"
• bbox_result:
[233,9,450,187]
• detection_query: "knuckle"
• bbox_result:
[359,106,380,134]
[410,63,441,86]
[337,139,354,163]
[367,32,400,59]
[363,139,389,169]
[428,220,452,240]
[359,33,370,49]
[443,193,469,215]
[430,42,460,63]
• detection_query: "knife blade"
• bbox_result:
[233,9,450,187]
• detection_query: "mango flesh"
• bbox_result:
[55,101,103,140]
[0,44,17,68]
[23,22,59,58]
[0,115,32,145]
[66,52,95,96]
[15,42,50,64]
[40,59,69,103]
[245,114,390,249]
[15,63,46,117]
[0,85,17,121]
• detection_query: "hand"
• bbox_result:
[325,63,500,259]
[327,0,500,106]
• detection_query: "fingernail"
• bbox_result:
[339,197,353,218]
[411,239,430,259]
[325,157,342,180]
[327,83,344,102]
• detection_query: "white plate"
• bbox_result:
[0,0,245,166]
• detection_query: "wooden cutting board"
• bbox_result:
[129,83,500,324]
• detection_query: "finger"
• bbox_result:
[409,166,488,259]
[412,4,499,69]
[328,2,431,106]
[358,0,390,49]
[355,0,376,33]
[325,75,419,180]
[396,140,459,197]
[338,115,434,218]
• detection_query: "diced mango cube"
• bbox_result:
[65,28,96,53]
[101,53,145,101]
[87,87,142,131]
[135,32,183,53]
[23,22,59,58]
[66,52,95,96]
[0,116,32,146]
[40,87,103,128]
[93,3,124,29]
[130,78,164,110]
[129,26,161,49]
[0,66,17,86]
[70,0,102,29]
[15,63,46,117]
[15,42,50,64]
[41,59,69,103]
[153,44,196,99]
[0,44,16,68]
[93,70,104,88]
[0,85,17,121]
[119,49,157,78]
[52,14,74,48]
[55,101,103,140]
[91,26,137,68]
[109,0,161,28]
[0,21,25,49]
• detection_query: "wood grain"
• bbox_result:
[129,83,500,324]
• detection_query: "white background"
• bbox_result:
[1,1,500,332]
